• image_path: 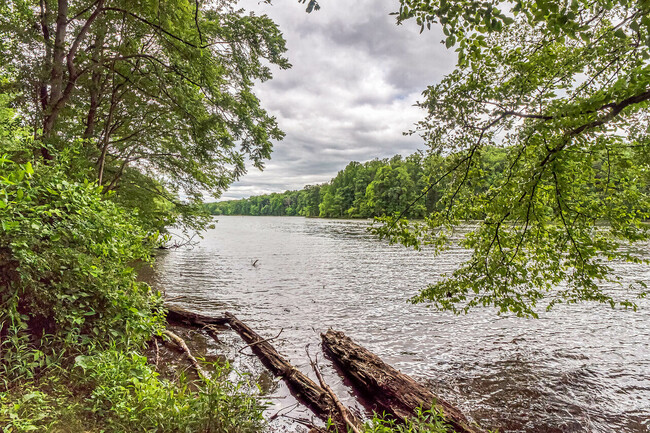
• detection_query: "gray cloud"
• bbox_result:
[222,0,456,200]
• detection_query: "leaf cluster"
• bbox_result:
[376,0,650,316]
[0,155,163,362]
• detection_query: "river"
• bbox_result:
[145,216,650,433]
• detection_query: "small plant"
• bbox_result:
[363,406,452,433]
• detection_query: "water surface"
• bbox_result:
[146,216,650,433]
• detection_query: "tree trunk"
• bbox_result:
[84,25,107,141]
[225,312,362,432]
[165,304,229,326]
[321,330,485,433]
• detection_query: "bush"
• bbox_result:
[73,349,266,433]
[0,155,163,363]
[0,156,266,432]
[0,350,266,433]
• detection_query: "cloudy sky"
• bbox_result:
[221,0,456,200]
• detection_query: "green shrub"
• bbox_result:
[363,406,452,433]
[73,349,266,433]
[0,350,266,433]
[0,155,164,376]
[0,156,267,432]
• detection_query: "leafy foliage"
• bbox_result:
[0,348,266,433]
[0,154,162,358]
[207,153,437,218]
[0,0,290,231]
[0,0,287,430]
[363,406,454,433]
[73,351,266,433]
[0,109,266,432]
[372,0,650,316]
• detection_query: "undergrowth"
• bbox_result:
[363,406,454,433]
[0,155,266,432]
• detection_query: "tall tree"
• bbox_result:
[0,0,289,222]
[375,0,650,316]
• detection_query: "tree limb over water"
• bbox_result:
[371,0,650,317]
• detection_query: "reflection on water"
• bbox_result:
[144,216,650,433]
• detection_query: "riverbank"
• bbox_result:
[0,161,267,433]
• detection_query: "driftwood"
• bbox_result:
[162,329,207,379]
[225,312,362,432]
[321,330,485,433]
[165,303,226,345]
[306,349,363,433]
[163,306,484,432]
[165,304,229,326]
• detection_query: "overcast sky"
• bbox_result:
[221,0,455,200]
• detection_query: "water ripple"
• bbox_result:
[144,216,650,433]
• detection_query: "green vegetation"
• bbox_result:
[363,407,453,433]
[372,0,650,317]
[0,0,459,430]
[0,0,284,430]
[206,149,511,218]
[0,149,267,432]
[1,0,289,232]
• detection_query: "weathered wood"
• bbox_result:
[307,350,363,433]
[165,304,229,326]
[321,330,486,433]
[225,312,361,432]
[162,329,207,379]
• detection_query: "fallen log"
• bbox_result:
[321,330,485,433]
[225,312,362,432]
[165,304,229,326]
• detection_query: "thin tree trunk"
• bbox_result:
[226,312,361,432]
[48,0,68,105]
[84,26,106,140]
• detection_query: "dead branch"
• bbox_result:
[163,329,207,379]
[306,345,363,433]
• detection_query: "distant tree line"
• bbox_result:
[206,147,512,218]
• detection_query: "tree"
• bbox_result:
[366,164,417,216]
[300,184,322,216]
[375,0,650,316]
[0,0,289,230]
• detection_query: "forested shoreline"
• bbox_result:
[207,150,506,218]
[207,147,649,220]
